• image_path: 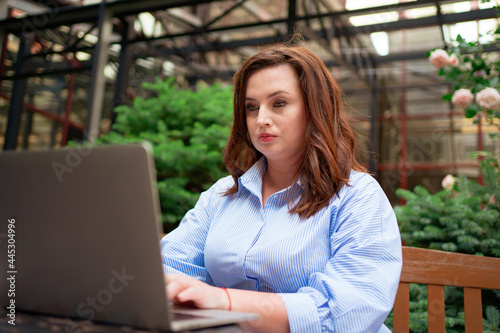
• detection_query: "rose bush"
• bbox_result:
[429,49,450,68]
[476,87,500,110]
[441,174,457,190]
[427,28,500,133]
[451,88,474,108]
[394,12,500,332]
[449,53,459,67]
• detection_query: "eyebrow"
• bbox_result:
[245,90,291,101]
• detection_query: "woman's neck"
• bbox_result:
[261,159,300,207]
[263,164,298,190]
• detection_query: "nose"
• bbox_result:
[256,107,272,127]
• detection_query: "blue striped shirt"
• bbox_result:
[160,158,402,332]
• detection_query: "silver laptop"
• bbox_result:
[0,142,257,331]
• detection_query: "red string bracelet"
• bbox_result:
[221,287,232,311]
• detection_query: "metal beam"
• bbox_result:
[125,8,497,45]
[3,33,34,151]
[0,0,219,33]
[111,17,134,124]
[204,0,247,29]
[0,4,10,94]
[7,0,49,15]
[375,44,500,64]
[3,0,493,37]
[5,7,495,83]
[300,22,371,85]
[343,8,498,35]
[369,71,378,174]
[3,4,495,60]
[0,62,92,80]
[84,0,113,143]
[287,0,297,36]
[0,91,85,131]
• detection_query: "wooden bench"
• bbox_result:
[393,246,500,333]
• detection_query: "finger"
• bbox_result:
[168,285,198,308]
[179,285,223,309]
[176,286,210,309]
[177,286,198,303]
[166,281,185,302]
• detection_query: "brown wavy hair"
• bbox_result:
[223,44,367,219]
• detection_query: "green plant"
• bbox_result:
[383,156,500,331]
[485,304,500,332]
[395,156,500,257]
[96,77,233,231]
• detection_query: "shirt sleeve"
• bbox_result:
[160,177,231,285]
[279,174,403,333]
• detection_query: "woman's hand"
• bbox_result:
[164,274,230,310]
[165,274,290,333]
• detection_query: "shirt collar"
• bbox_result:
[237,157,267,197]
[237,157,304,198]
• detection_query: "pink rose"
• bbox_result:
[451,89,474,108]
[449,54,459,67]
[489,195,496,204]
[476,87,500,110]
[429,49,450,68]
[441,174,456,190]
[474,70,487,77]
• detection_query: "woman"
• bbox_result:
[161,45,402,333]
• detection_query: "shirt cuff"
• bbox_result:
[278,292,322,333]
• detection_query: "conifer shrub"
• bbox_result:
[96,77,233,232]
[384,156,500,332]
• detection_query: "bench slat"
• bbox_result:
[464,287,483,333]
[393,282,410,333]
[400,247,500,289]
[427,284,445,333]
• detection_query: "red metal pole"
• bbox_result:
[378,162,479,171]
[477,114,483,185]
[61,72,76,146]
[378,110,465,121]
[399,27,408,204]
[0,92,84,131]
[59,53,84,146]
[474,4,483,186]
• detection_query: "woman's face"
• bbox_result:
[245,64,307,166]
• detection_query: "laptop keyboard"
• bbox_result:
[172,311,209,321]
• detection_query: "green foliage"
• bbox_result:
[96,77,234,230]
[485,305,500,332]
[384,156,500,332]
[395,156,500,257]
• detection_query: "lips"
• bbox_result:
[258,133,277,142]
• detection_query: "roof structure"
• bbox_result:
[0,0,498,201]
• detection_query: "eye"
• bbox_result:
[245,103,259,112]
[274,99,286,107]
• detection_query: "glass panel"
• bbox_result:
[379,170,401,204]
